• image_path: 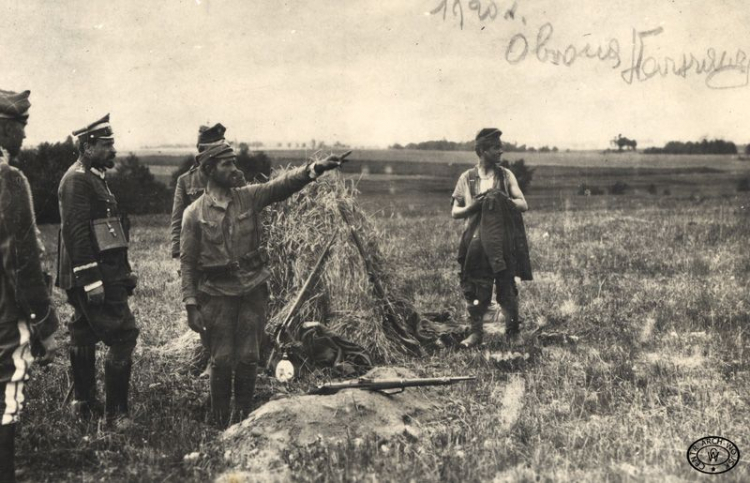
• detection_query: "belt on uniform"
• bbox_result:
[200,249,269,277]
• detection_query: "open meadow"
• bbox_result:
[16,150,750,482]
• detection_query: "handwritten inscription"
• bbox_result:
[430,0,520,30]
[431,2,749,90]
[621,27,749,89]
[506,23,621,69]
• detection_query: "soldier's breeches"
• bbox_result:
[0,320,33,426]
[200,284,269,370]
[66,283,139,359]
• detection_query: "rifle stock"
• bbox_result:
[266,232,338,372]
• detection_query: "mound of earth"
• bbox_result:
[219,366,445,479]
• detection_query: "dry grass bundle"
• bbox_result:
[264,165,428,363]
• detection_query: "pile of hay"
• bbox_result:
[160,163,451,370]
[263,165,429,363]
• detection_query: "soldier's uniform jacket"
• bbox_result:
[0,150,58,340]
[57,160,133,290]
[180,165,312,302]
[170,162,206,258]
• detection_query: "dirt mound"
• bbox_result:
[219,367,443,479]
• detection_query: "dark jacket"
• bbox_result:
[457,166,533,281]
[181,165,312,302]
[57,160,133,290]
[0,157,59,339]
[170,163,206,258]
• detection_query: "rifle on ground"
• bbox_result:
[309,375,476,395]
[266,232,338,376]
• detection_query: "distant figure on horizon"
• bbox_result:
[611,134,637,151]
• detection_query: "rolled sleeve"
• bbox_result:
[452,174,468,206]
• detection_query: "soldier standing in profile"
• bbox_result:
[0,89,59,483]
[180,142,349,427]
[57,114,139,427]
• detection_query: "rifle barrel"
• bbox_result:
[310,376,476,395]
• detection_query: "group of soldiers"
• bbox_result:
[0,87,348,482]
[0,86,530,482]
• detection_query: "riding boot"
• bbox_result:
[105,360,132,424]
[0,423,16,483]
[502,298,520,347]
[460,314,484,348]
[69,346,101,419]
[210,366,233,429]
[234,362,257,421]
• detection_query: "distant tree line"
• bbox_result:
[13,137,175,223]
[389,139,557,153]
[170,142,272,189]
[643,139,738,155]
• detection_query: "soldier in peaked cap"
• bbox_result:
[180,142,350,427]
[0,89,59,483]
[170,123,227,259]
[57,114,139,427]
[451,128,532,349]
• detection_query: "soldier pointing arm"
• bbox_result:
[180,142,348,427]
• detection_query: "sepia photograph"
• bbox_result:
[1,0,748,481]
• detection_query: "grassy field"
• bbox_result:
[15,152,750,481]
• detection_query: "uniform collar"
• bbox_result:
[0,147,8,164]
[204,185,232,211]
[90,166,106,179]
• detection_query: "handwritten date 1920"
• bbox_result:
[431,0,519,30]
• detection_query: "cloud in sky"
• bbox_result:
[2,0,749,150]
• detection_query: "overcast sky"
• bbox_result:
[2,0,749,150]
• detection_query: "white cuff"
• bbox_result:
[307,163,320,180]
[73,262,98,273]
[84,280,103,292]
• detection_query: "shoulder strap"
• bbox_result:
[466,167,479,198]
[496,166,510,194]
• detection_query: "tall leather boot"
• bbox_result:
[460,313,484,348]
[70,346,101,419]
[105,360,132,424]
[0,423,16,483]
[234,362,257,421]
[502,296,520,347]
[210,366,233,429]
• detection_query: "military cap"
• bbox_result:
[0,89,31,124]
[196,141,235,167]
[72,113,114,141]
[198,123,226,146]
[475,128,503,143]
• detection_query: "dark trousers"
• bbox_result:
[462,270,519,336]
[199,284,268,426]
[66,283,139,364]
